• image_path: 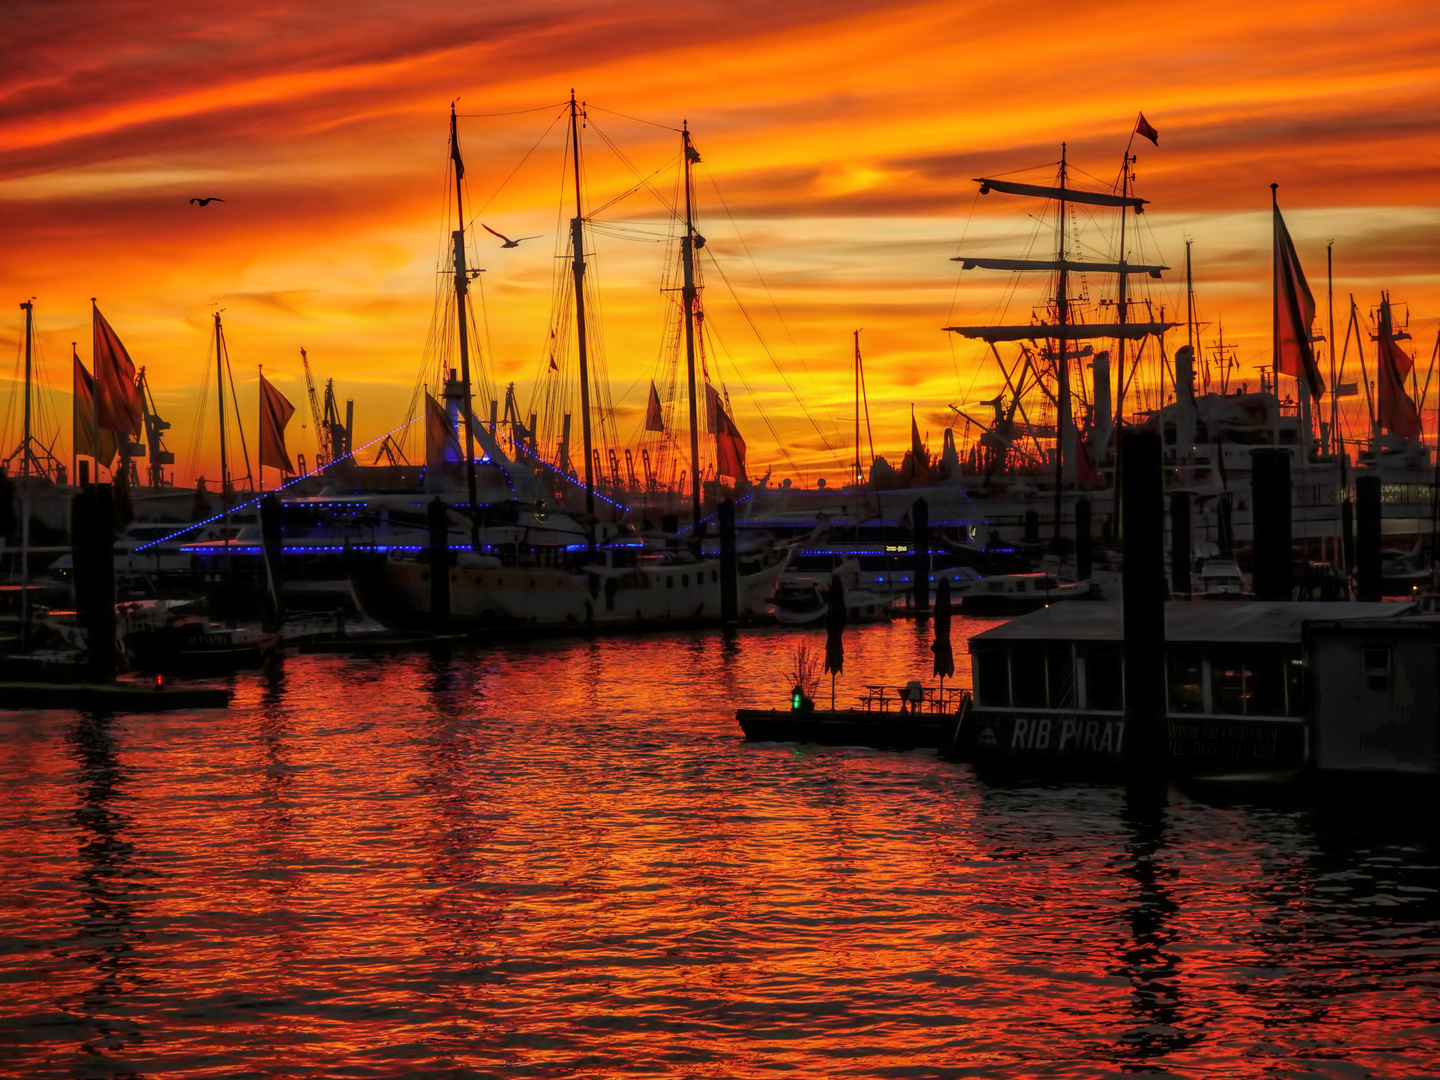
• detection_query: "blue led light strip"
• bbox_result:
[136,415,423,552]
[679,491,754,534]
[508,440,630,512]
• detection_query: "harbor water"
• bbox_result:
[2,620,1438,1078]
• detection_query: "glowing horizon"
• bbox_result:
[2,0,1438,488]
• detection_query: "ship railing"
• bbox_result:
[859,683,970,714]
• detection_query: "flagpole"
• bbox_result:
[258,365,264,495]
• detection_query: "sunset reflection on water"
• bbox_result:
[1,619,1438,1078]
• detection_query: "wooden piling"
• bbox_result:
[1120,429,1167,784]
[427,497,451,633]
[718,498,738,626]
[911,497,930,615]
[1251,448,1293,601]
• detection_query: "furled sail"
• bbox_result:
[952,257,1167,278]
[974,178,1147,210]
[945,322,1176,342]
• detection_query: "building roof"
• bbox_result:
[972,601,1416,645]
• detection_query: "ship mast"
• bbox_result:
[568,91,596,544]
[1053,145,1070,547]
[450,103,481,548]
[854,329,862,485]
[1114,149,1133,429]
[19,299,32,651]
[681,122,702,529]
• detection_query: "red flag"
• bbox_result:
[1134,113,1158,145]
[258,371,296,475]
[425,390,462,468]
[715,407,746,480]
[92,304,142,439]
[644,380,664,432]
[73,352,117,469]
[1377,312,1422,441]
[1273,201,1324,398]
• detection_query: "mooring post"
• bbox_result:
[260,493,284,632]
[1076,496,1092,582]
[427,497,451,633]
[1356,475,1382,602]
[1251,448,1293,600]
[718,497,738,626]
[73,484,116,682]
[1169,490,1191,599]
[1120,429,1167,786]
[911,497,930,614]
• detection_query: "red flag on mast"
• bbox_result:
[1273,197,1324,399]
[644,381,664,432]
[714,406,746,480]
[1134,113,1159,145]
[258,371,297,475]
[1377,309,1422,441]
[92,304,143,440]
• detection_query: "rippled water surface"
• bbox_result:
[2,620,1439,1078]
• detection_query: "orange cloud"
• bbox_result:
[0,0,1437,484]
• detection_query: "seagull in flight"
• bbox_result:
[482,224,540,248]
[189,197,225,206]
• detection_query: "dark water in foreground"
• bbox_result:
[2,620,1438,1079]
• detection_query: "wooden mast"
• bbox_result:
[19,299,32,651]
[681,122,702,530]
[1114,148,1132,429]
[568,91,596,544]
[854,329,862,485]
[214,312,229,498]
[1053,144,1069,548]
[449,103,481,549]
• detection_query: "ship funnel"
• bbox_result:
[1091,350,1113,450]
[1175,345,1196,405]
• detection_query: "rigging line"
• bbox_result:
[701,246,840,463]
[701,172,842,457]
[702,172,808,365]
[704,316,807,478]
[586,119,679,217]
[455,102,568,117]
[467,107,568,221]
[585,103,682,132]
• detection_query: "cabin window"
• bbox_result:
[973,647,1009,707]
[1210,648,1287,716]
[1168,649,1205,713]
[1011,644,1047,708]
[1046,646,1075,709]
[682,574,689,587]
[1363,647,1390,691]
[667,576,674,588]
[1081,647,1123,711]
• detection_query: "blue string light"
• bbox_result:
[136,415,422,552]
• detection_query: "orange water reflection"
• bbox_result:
[1,619,1438,1077]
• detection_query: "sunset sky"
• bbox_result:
[3,0,1438,486]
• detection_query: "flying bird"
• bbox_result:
[189,197,225,206]
[482,224,540,248]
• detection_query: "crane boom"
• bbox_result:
[300,348,329,467]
